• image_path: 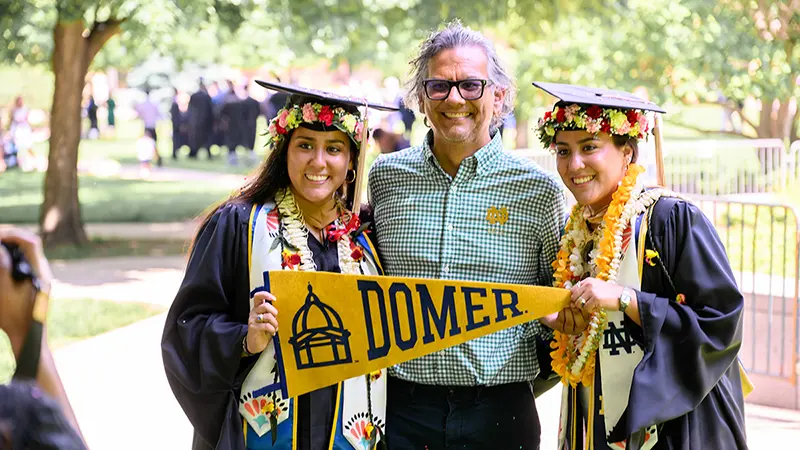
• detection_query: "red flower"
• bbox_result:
[318,106,334,126]
[326,214,361,242]
[544,111,552,120]
[282,252,301,269]
[275,123,287,134]
[556,108,566,123]
[600,119,611,133]
[350,246,364,261]
[626,110,639,124]
[586,105,603,119]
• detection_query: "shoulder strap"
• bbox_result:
[357,233,384,275]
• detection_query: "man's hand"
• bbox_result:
[0,228,54,292]
[540,306,590,335]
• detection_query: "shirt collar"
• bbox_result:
[421,130,503,177]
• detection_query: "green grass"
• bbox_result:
[0,171,234,223]
[0,298,165,382]
[45,238,189,260]
[699,202,799,276]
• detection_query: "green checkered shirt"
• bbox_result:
[368,131,567,386]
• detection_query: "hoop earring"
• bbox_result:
[423,116,431,128]
[345,169,356,184]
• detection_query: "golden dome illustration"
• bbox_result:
[288,283,352,369]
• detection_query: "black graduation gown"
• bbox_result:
[162,202,350,450]
[241,97,261,150]
[564,197,748,449]
[188,90,214,153]
[161,203,254,450]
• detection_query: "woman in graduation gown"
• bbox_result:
[534,84,749,449]
[162,82,391,450]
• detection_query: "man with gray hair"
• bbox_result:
[368,20,569,449]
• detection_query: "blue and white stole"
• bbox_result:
[239,201,387,450]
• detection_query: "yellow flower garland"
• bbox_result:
[550,163,645,387]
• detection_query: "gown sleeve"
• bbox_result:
[612,197,745,438]
[160,202,257,447]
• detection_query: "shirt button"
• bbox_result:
[446,224,454,232]
[442,264,450,273]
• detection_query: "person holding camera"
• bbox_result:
[0,228,87,449]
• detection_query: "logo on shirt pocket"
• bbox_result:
[486,206,509,234]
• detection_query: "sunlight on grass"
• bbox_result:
[45,238,189,260]
[0,298,165,383]
[0,171,234,223]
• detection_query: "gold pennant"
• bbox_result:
[267,271,570,398]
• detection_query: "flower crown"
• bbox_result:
[267,102,366,149]
[536,103,650,150]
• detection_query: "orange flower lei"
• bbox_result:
[550,163,645,387]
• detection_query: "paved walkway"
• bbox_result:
[42,256,800,449]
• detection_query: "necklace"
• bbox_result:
[275,187,362,274]
[551,164,645,387]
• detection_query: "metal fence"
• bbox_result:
[516,145,800,384]
[514,138,798,197]
[664,139,795,196]
[692,198,800,383]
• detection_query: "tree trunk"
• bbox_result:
[39,17,122,247]
[40,20,90,246]
[775,98,793,142]
[758,97,775,138]
[515,117,529,149]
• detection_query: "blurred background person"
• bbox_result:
[188,81,214,159]
[137,128,157,178]
[170,88,190,160]
[105,93,116,137]
[8,95,34,171]
[86,95,99,140]
[134,89,164,167]
[372,127,409,154]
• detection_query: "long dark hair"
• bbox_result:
[189,95,361,252]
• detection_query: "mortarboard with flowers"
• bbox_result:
[267,102,366,151]
[536,103,651,151]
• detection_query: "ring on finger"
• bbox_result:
[579,297,587,307]
[257,313,264,323]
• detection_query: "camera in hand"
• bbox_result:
[1,242,35,282]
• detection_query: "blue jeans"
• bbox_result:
[386,377,541,450]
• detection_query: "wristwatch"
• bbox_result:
[619,287,633,313]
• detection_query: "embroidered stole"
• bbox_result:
[558,190,669,450]
[238,202,387,449]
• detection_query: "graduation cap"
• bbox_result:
[533,81,667,184]
[255,80,399,111]
[255,80,399,209]
[533,82,666,114]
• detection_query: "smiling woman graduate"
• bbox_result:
[534,82,750,450]
[161,81,397,450]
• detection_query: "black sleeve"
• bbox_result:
[160,202,257,447]
[614,198,744,437]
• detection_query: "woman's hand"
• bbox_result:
[246,291,279,355]
[570,277,625,312]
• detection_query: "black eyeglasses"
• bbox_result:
[422,79,489,101]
